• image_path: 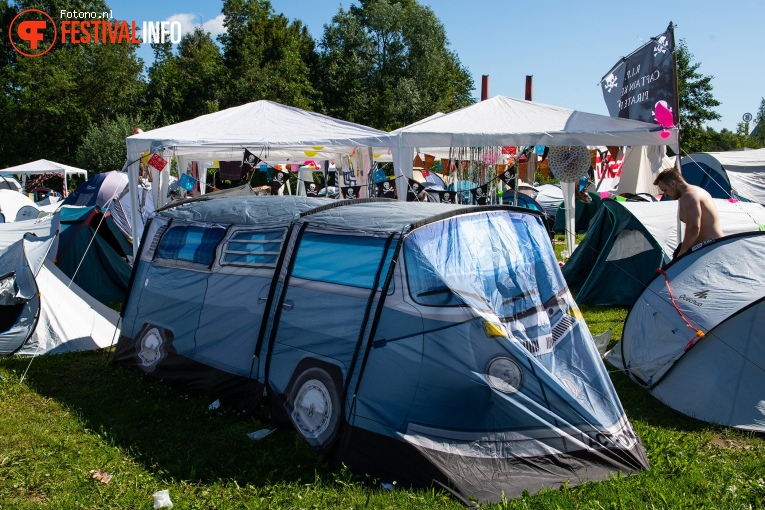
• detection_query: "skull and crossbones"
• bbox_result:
[653,36,669,57]
[603,73,619,93]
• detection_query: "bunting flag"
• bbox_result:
[406,179,426,201]
[178,173,197,192]
[376,180,397,199]
[600,23,678,125]
[434,190,456,204]
[470,184,490,205]
[373,168,388,184]
[148,153,168,172]
[242,149,261,173]
[498,168,517,188]
[219,161,244,181]
[303,180,325,197]
[341,186,361,199]
[270,169,288,195]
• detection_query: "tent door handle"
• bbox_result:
[281,300,294,311]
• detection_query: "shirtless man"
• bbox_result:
[653,167,724,258]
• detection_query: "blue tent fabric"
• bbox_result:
[114,195,647,503]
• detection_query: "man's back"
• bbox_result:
[679,185,724,246]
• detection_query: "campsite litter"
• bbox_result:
[89,469,113,484]
[381,482,396,490]
[152,489,173,509]
[208,399,221,411]
[247,428,276,441]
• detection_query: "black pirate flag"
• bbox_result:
[434,190,456,204]
[242,149,261,173]
[406,178,426,201]
[270,169,288,195]
[470,183,490,205]
[303,180,325,197]
[341,186,361,199]
[376,180,396,199]
[499,167,517,188]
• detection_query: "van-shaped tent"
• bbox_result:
[606,232,765,431]
[114,196,647,502]
[681,148,765,203]
[563,199,765,306]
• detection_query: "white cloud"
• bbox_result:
[164,12,227,40]
[202,14,226,38]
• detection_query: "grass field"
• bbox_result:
[1,237,763,508]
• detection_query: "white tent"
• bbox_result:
[0,159,88,195]
[0,189,40,222]
[126,100,390,258]
[0,227,120,357]
[681,148,765,203]
[615,145,674,196]
[390,96,678,253]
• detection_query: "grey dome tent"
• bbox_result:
[115,195,647,503]
[606,232,765,432]
[681,148,765,203]
[0,231,120,357]
[563,199,765,306]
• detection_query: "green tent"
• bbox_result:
[562,198,765,306]
[562,199,670,306]
[553,192,601,234]
[55,206,132,305]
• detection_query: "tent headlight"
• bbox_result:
[485,357,523,394]
[483,321,506,339]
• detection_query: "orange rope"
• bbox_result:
[657,268,706,351]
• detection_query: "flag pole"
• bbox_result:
[669,21,681,168]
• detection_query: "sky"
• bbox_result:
[112,0,764,132]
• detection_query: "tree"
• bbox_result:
[317,0,474,131]
[750,97,765,148]
[76,114,154,174]
[676,39,721,154]
[1,0,146,166]
[218,0,318,109]
[146,28,226,126]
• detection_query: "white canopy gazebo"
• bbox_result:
[389,96,678,255]
[125,100,391,259]
[0,159,89,195]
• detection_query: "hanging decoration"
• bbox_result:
[406,179,426,202]
[470,184,490,205]
[341,186,361,199]
[242,149,261,173]
[148,153,168,172]
[302,181,325,197]
[270,169,289,195]
[547,146,591,182]
[178,173,197,192]
[376,180,396,199]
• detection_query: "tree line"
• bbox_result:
[1,0,761,175]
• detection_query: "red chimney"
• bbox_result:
[525,75,533,101]
[481,75,489,101]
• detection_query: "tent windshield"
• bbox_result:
[404,211,564,344]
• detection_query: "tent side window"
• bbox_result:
[154,224,226,268]
[220,229,286,268]
[291,232,394,291]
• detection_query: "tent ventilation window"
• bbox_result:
[155,225,226,267]
[220,229,286,268]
